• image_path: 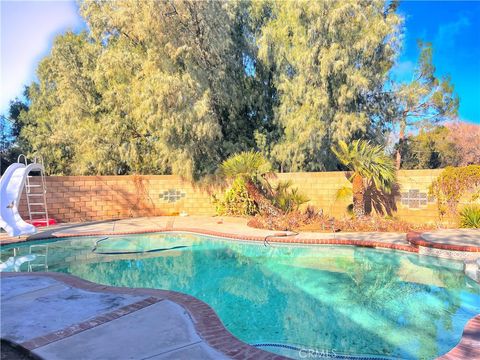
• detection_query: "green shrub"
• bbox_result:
[429,165,480,216]
[273,180,309,212]
[213,178,309,216]
[213,177,257,216]
[459,205,480,228]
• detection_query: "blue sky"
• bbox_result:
[0,1,84,113]
[1,0,479,124]
[393,0,480,124]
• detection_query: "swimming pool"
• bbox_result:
[1,232,479,359]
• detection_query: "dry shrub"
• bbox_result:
[321,216,433,232]
[247,206,322,231]
[248,206,435,232]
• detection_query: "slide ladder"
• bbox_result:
[0,155,50,237]
[19,155,50,226]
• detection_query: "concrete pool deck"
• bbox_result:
[1,215,411,244]
[1,272,284,360]
[1,272,479,360]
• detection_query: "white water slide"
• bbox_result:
[0,157,49,237]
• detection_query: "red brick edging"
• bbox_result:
[2,272,478,360]
[407,232,480,253]
[437,314,480,360]
[5,228,478,255]
[49,227,420,253]
[1,272,288,360]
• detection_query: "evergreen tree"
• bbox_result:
[16,0,449,178]
[400,126,461,169]
[20,1,263,178]
[393,41,459,169]
[252,0,401,171]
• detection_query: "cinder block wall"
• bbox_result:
[17,169,451,224]
[18,175,215,223]
[275,169,444,223]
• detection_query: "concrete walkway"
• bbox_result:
[1,273,281,360]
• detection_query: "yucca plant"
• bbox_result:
[459,205,480,228]
[331,140,396,218]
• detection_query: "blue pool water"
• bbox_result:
[1,232,479,359]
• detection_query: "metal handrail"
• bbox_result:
[18,155,50,227]
[17,154,28,165]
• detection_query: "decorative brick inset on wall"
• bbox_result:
[399,189,435,209]
[160,189,186,203]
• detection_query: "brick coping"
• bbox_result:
[1,272,288,360]
[4,226,477,254]
[1,227,419,253]
[2,272,478,360]
[3,226,478,255]
[437,314,480,360]
[407,232,480,253]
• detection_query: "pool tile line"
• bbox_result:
[1,272,288,360]
[20,296,163,350]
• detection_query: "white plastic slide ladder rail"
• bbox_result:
[0,155,49,237]
[19,155,49,226]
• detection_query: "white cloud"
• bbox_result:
[434,16,470,48]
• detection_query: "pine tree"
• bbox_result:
[393,41,459,169]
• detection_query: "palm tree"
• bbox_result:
[331,140,396,217]
[221,151,272,182]
[221,151,283,216]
